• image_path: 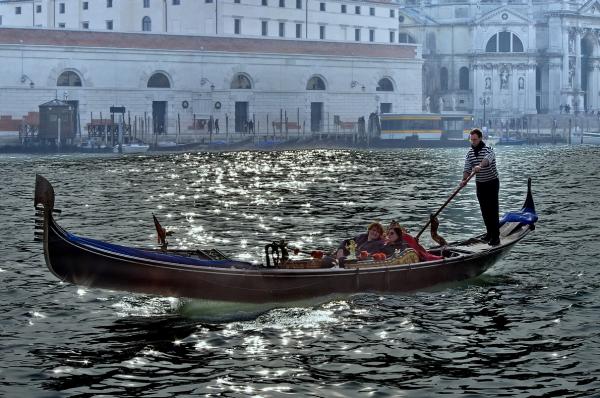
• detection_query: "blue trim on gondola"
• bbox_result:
[66,232,253,269]
[500,210,538,226]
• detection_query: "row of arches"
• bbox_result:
[56,71,397,91]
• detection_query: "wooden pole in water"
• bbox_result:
[177,113,181,145]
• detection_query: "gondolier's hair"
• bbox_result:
[470,128,483,138]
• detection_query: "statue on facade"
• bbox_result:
[451,96,457,111]
[500,69,509,89]
[485,76,491,90]
[438,97,444,113]
[569,36,575,54]
[424,96,430,112]
[568,59,576,87]
[518,77,525,90]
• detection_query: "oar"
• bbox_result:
[415,171,476,241]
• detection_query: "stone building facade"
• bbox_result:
[0,28,421,137]
[398,0,600,121]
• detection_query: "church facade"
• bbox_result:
[399,0,600,121]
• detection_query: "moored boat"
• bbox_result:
[33,175,537,303]
[113,142,150,153]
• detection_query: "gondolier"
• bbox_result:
[461,128,500,246]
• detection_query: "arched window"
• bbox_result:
[398,33,416,44]
[306,76,326,90]
[57,71,82,86]
[231,73,252,89]
[440,67,448,91]
[486,32,524,53]
[147,72,170,88]
[376,78,394,91]
[459,67,469,90]
[142,16,151,32]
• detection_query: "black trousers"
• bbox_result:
[476,178,500,242]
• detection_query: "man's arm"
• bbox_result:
[462,155,472,186]
[481,148,495,167]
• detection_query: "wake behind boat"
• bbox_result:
[33,175,537,303]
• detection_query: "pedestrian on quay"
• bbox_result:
[215,118,220,133]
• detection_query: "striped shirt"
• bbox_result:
[464,144,499,183]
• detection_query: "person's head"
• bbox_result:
[386,220,405,242]
[470,128,483,147]
[386,226,403,243]
[367,222,384,241]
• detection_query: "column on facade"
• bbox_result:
[548,62,562,112]
[512,64,520,113]
[590,61,599,111]
[575,29,582,90]
[526,64,537,114]
[562,29,570,89]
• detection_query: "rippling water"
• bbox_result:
[1,146,599,397]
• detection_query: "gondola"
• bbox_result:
[33,175,537,303]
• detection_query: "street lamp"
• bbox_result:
[479,95,490,128]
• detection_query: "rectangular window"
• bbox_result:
[369,7,374,16]
[144,0,150,8]
[234,18,241,34]
[341,4,346,13]
[262,0,267,5]
[320,2,325,11]
[172,0,180,4]
[389,31,395,43]
[82,21,89,29]
[369,29,374,42]
[319,25,325,40]
[107,0,113,8]
[83,2,88,10]
[279,0,284,7]
[206,0,213,3]
[296,0,302,9]
[235,0,240,3]
[296,23,302,38]
[279,22,285,37]
[106,20,113,30]
[59,3,65,13]
[354,28,360,41]
[355,6,360,14]
[36,5,42,13]
[15,7,21,14]
[262,21,268,36]
[58,23,66,28]
[0,16,3,25]
[390,9,395,17]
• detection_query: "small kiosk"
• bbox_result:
[38,99,76,146]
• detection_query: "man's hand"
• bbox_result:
[459,180,467,188]
[473,165,481,173]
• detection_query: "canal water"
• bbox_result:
[1,145,599,397]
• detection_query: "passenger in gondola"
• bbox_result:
[386,221,443,262]
[381,224,408,257]
[335,222,386,260]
